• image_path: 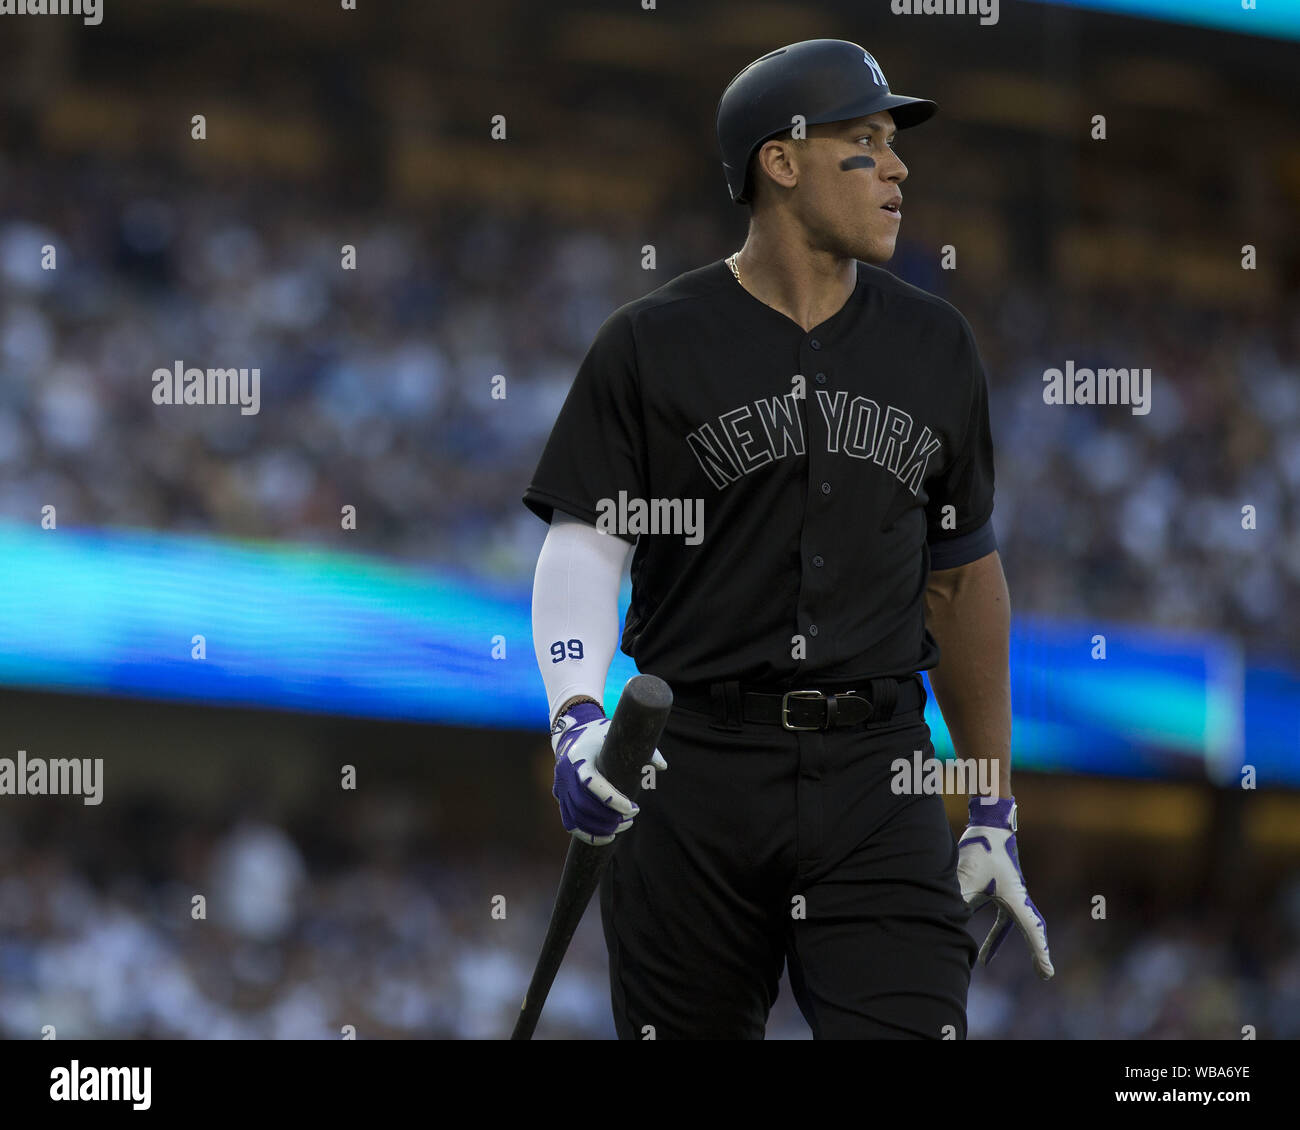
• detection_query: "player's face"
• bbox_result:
[793,112,908,264]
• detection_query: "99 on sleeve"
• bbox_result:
[550,639,584,663]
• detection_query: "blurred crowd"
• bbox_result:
[1,155,1297,657]
[1,0,1295,1048]
[1,812,1295,1040]
[1,151,1295,1041]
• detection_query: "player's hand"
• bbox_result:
[550,702,668,846]
[957,796,1054,980]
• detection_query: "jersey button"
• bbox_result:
[809,339,821,350]
[815,372,827,384]
[809,624,819,637]
[812,555,824,567]
[821,481,831,494]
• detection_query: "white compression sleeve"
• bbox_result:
[532,511,633,726]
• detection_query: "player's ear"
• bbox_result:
[754,135,801,199]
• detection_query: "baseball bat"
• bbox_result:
[510,673,673,1040]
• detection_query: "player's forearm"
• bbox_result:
[556,693,601,716]
[531,512,633,726]
[923,550,1012,799]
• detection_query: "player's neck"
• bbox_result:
[733,227,857,333]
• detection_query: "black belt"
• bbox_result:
[671,675,925,731]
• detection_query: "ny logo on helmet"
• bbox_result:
[862,51,888,90]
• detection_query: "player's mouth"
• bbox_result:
[880,197,902,219]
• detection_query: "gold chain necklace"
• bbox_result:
[726,251,742,285]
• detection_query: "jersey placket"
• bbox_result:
[793,333,835,876]
[794,334,836,681]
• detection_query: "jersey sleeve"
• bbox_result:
[925,316,997,571]
[523,308,646,544]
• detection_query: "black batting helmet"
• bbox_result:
[716,39,937,204]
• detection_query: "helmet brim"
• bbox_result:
[812,92,938,131]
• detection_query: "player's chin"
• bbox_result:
[854,231,898,265]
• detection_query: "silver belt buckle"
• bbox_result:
[781,689,826,731]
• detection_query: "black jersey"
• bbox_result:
[523,258,997,688]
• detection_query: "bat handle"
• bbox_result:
[511,674,673,1039]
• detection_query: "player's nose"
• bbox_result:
[883,153,908,183]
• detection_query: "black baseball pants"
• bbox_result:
[598,686,978,1039]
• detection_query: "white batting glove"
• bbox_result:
[957,797,1054,980]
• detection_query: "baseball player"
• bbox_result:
[524,38,1053,1040]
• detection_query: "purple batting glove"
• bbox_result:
[550,702,666,846]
